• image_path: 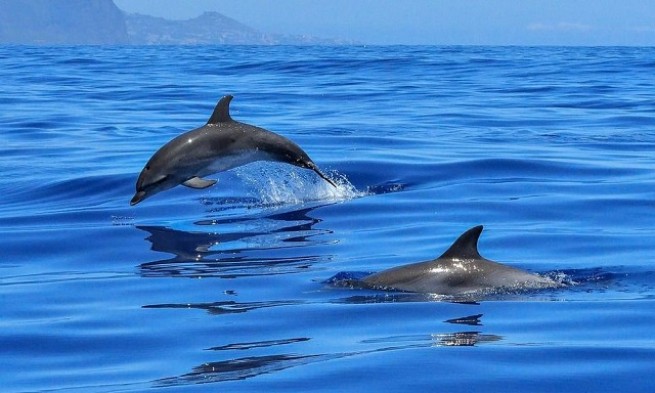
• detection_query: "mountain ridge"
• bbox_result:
[0,0,128,44]
[0,0,351,45]
[125,11,349,45]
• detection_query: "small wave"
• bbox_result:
[544,268,617,286]
[365,181,408,195]
[324,271,371,289]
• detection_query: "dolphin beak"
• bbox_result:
[312,167,337,188]
[130,191,146,206]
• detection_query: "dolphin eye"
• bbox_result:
[145,165,151,171]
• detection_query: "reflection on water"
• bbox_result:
[155,317,501,388]
[138,205,333,278]
[207,337,311,351]
[155,354,328,386]
[361,332,502,347]
[433,332,502,346]
[134,201,513,388]
[445,313,484,326]
[134,198,636,389]
[143,300,303,315]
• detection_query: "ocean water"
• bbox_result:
[1,45,654,392]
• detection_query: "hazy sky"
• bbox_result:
[114,0,655,45]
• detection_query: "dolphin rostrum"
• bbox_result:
[361,225,559,295]
[131,95,336,205]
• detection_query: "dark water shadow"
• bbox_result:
[154,353,329,386]
[153,315,501,387]
[207,337,311,351]
[142,296,482,318]
[445,313,484,326]
[137,205,333,278]
[143,300,304,315]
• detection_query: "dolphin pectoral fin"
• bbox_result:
[182,177,217,189]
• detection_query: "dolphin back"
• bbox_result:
[360,225,559,295]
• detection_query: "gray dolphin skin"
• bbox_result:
[131,95,336,205]
[361,225,559,295]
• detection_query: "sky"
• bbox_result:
[114,0,655,46]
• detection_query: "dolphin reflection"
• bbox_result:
[154,324,501,387]
[137,206,331,278]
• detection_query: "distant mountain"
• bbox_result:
[124,11,352,45]
[125,11,276,45]
[0,0,350,45]
[0,0,128,44]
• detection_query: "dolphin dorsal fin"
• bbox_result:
[437,225,484,260]
[207,95,234,124]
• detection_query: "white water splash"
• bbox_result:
[235,163,366,206]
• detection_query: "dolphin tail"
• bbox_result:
[312,167,337,188]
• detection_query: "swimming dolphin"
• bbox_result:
[361,225,559,295]
[131,95,336,205]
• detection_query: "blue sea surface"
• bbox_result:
[1,45,654,392]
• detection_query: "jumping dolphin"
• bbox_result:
[131,95,336,205]
[361,225,559,295]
